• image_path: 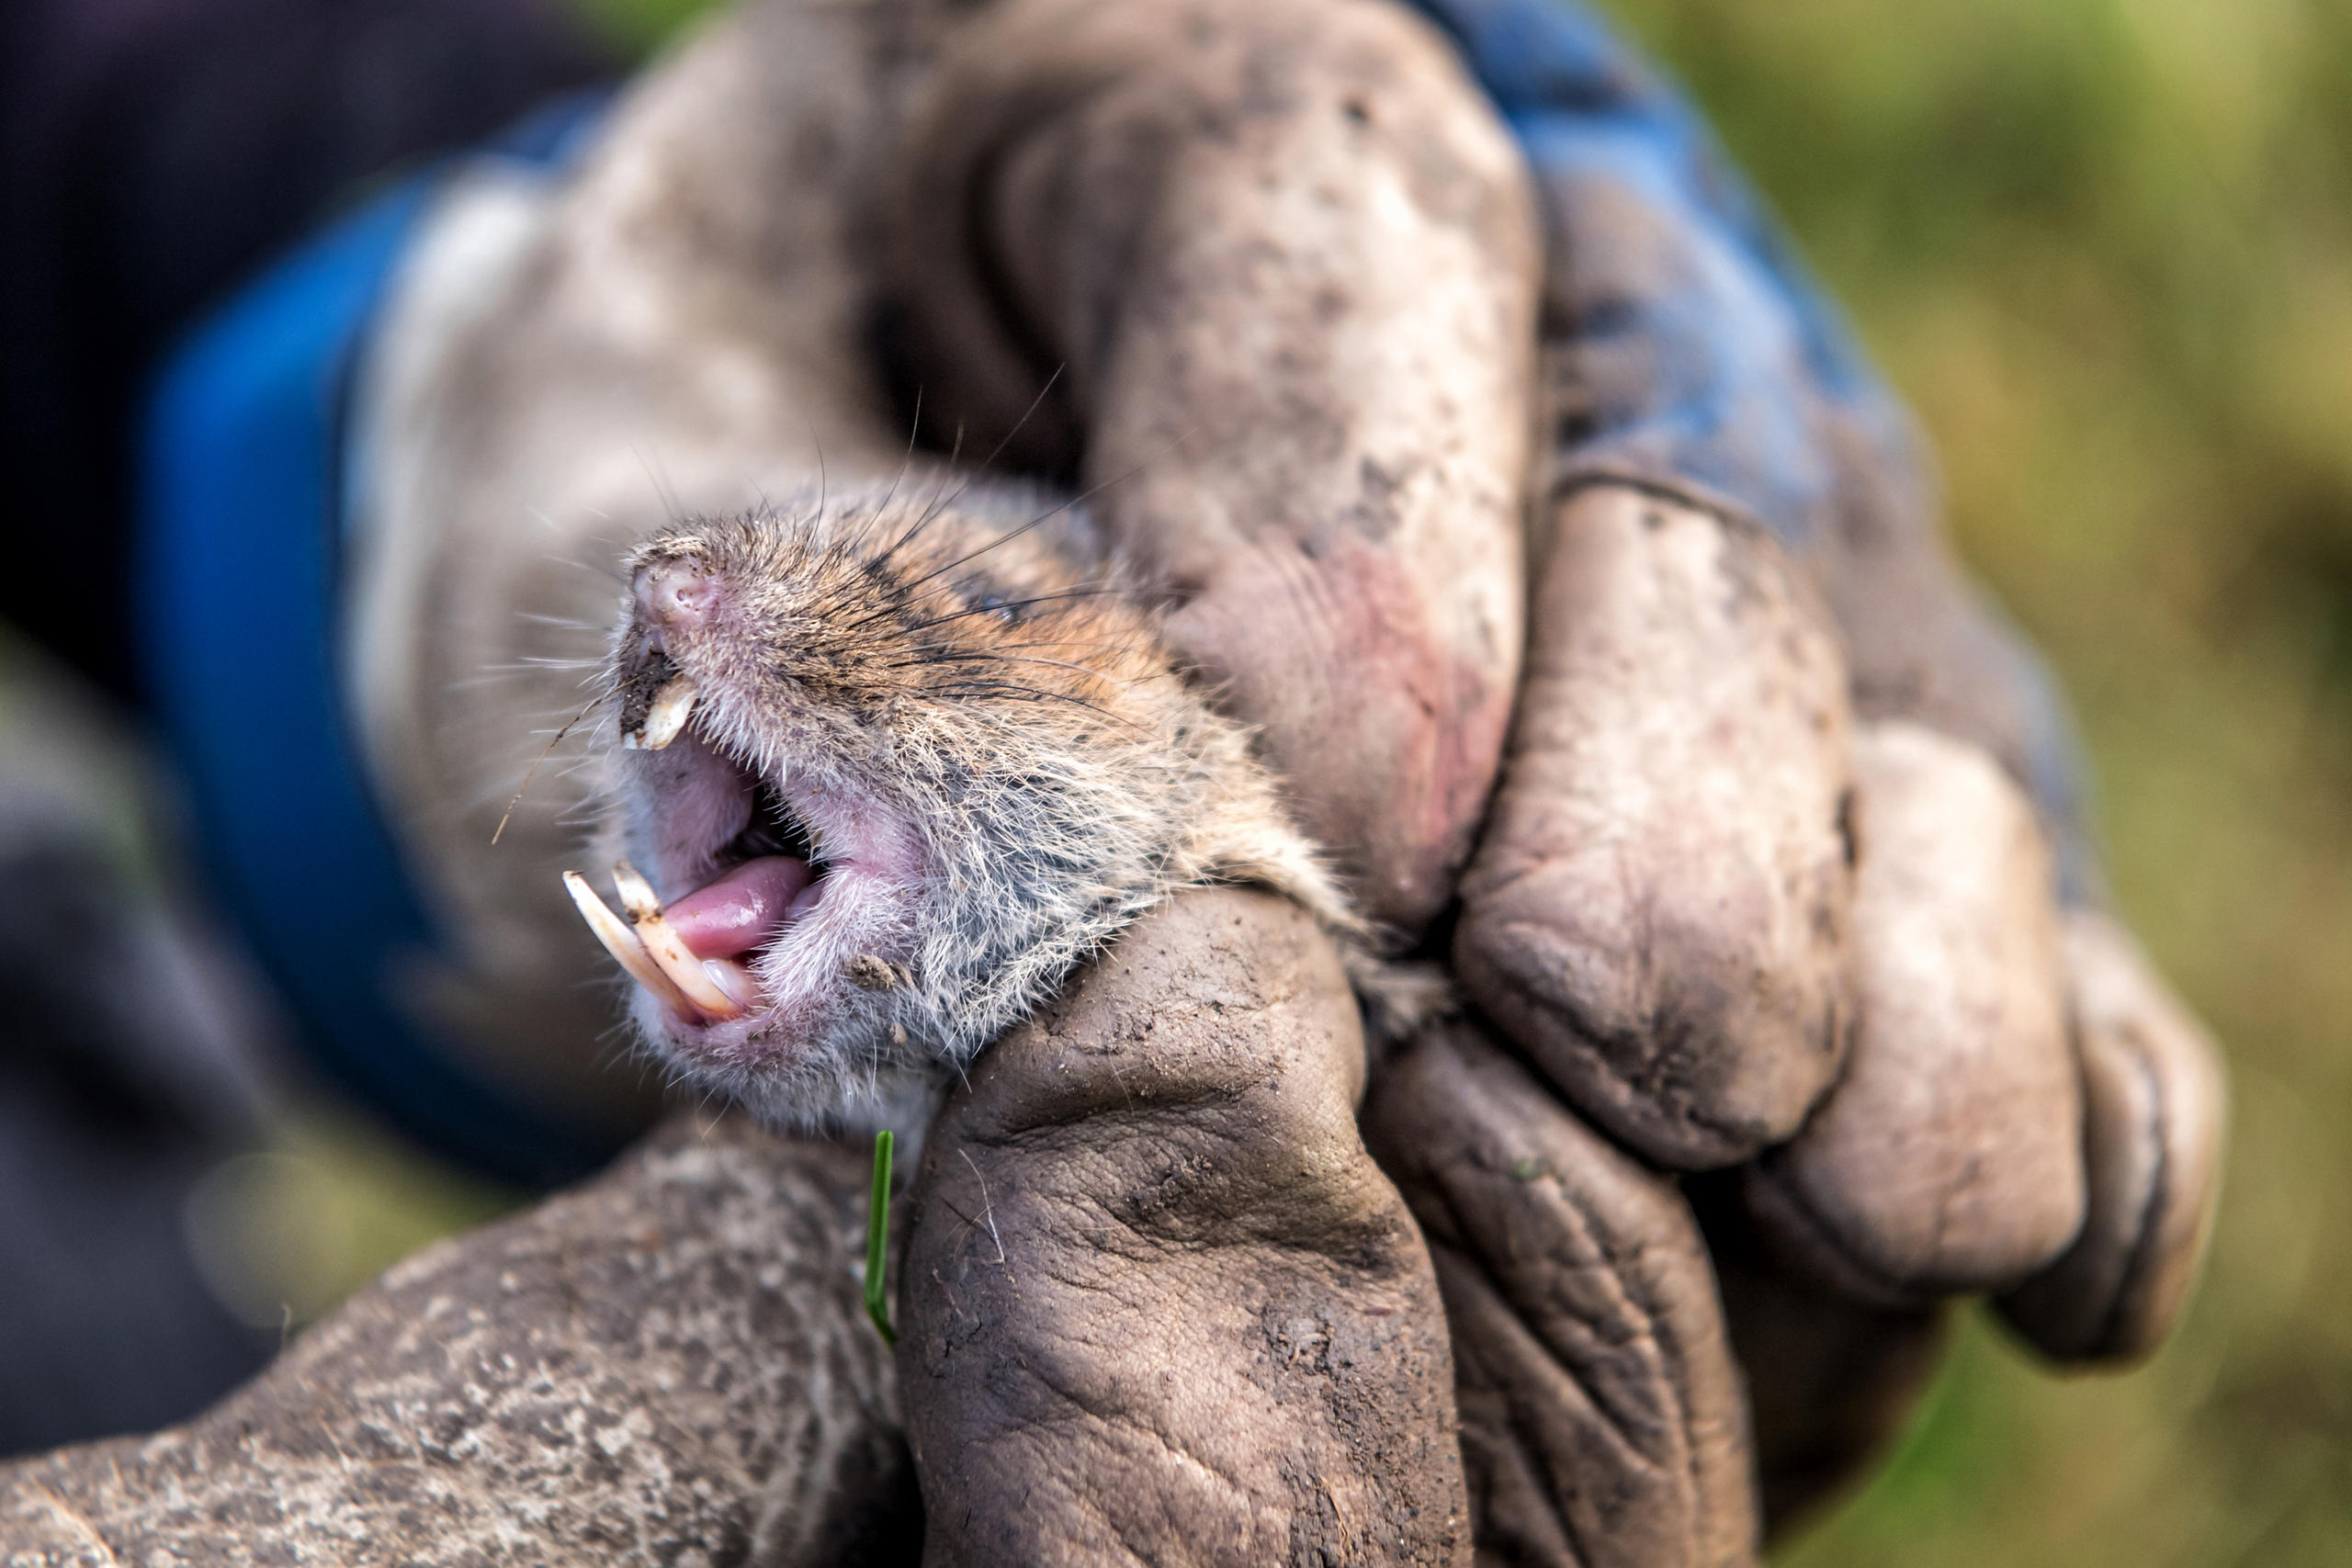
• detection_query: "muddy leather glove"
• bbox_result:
[887,0,2225,1559]
[1410,0,2222,1521]
[1399,0,2225,1548]
[901,890,1470,1564]
[884,2,1532,1559]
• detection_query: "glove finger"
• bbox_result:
[1363,1020,1760,1568]
[1690,1177,1951,1540]
[899,888,1468,1566]
[1746,721,2085,1304]
[885,0,1542,935]
[1453,484,1857,1169]
[2,1114,918,1562]
[1995,908,2227,1362]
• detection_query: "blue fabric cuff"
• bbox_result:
[1409,0,1919,549]
[138,95,622,1188]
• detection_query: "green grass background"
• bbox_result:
[286,0,2352,1559]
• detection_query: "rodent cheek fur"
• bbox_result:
[588,491,1379,1135]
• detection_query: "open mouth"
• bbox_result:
[563,676,842,1030]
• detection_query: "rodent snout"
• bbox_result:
[635,560,719,632]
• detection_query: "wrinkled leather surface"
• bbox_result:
[1747,723,2085,1303]
[1364,1023,1758,1568]
[1457,486,1855,1171]
[900,889,1468,1566]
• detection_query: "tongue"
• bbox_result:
[668,856,815,960]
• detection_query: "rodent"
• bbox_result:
[564,479,1427,1131]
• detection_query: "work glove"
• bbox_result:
[883,0,2227,1558]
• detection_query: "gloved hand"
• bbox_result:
[1415,4,2225,1536]
[355,0,2224,1558]
[881,0,2226,1557]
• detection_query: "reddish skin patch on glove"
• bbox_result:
[1169,536,1507,935]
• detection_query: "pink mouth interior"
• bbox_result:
[668,855,822,963]
[626,734,888,1032]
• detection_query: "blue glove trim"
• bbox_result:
[1408,0,1914,548]
[138,95,623,1188]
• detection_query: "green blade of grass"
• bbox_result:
[865,1129,896,1346]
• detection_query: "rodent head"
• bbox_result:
[571,484,1305,1130]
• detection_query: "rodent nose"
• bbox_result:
[637,561,718,629]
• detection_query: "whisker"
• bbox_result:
[899,582,1143,633]
[879,419,1196,618]
[881,366,1067,563]
[510,655,610,671]
[635,445,684,524]
[880,415,977,561]
[978,364,1068,474]
[811,426,828,520]
[929,681,1146,729]
[491,693,604,844]
[894,649,1132,682]
[897,637,1147,658]
[866,386,925,535]
[536,545,633,586]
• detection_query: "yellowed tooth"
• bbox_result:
[624,673,698,751]
[611,862,746,1020]
[563,871,698,1016]
[611,861,662,922]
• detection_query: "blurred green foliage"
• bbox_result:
[573,0,729,55]
[306,0,2352,1559]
